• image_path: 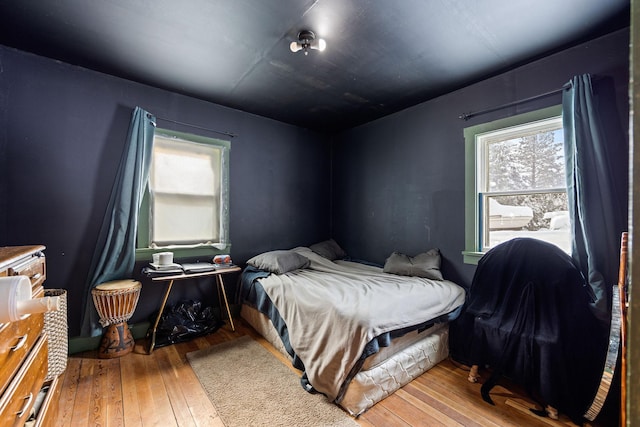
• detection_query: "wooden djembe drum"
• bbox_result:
[92,279,142,358]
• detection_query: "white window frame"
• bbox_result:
[462,105,563,264]
[136,128,231,261]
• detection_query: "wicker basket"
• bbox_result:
[44,289,68,381]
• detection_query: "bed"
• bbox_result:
[238,242,466,416]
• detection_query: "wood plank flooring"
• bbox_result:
[55,320,615,426]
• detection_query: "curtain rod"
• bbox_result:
[155,116,238,138]
[458,87,566,121]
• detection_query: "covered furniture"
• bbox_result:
[457,238,608,423]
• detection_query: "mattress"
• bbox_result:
[241,304,450,416]
[238,247,464,415]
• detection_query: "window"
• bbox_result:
[463,105,570,264]
[136,129,230,260]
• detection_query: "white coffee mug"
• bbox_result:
[155,252,173,265]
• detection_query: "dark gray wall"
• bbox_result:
[0,28,630,338]
[331,29,630,289]
[0,46,331,336]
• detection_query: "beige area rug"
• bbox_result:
[187,336,359,427]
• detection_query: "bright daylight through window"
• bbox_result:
[479,116,569,251]
[137,129,230,256]
[463,106,570,264]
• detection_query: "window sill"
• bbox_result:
[462,250,485,265]
[136,244,232,263]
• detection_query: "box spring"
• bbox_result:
[240,304,449,416]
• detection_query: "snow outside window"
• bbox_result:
[463,105,569,264]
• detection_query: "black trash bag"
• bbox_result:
[153,299,224,348]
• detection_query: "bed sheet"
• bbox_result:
[239,247,465,402]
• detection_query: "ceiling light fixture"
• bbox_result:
[289,30,326,55]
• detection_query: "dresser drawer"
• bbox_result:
[0,313,44,397]
[29,377,62,427]
[8,256,46,290]
[0,334,48,427]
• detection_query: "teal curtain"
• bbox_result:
[80,107,156,337]
[562,74,627,322]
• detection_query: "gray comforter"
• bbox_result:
[256,247,466,401]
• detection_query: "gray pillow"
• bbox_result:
[383,249,443,280]
[309,239,347,260]
[247,250,310,274]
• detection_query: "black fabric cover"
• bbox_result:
[453,238,608,423]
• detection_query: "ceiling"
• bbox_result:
[0,0,630,131]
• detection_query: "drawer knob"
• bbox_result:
[11,334,28,351]
[31,273,42,280]
[15,392,33,417]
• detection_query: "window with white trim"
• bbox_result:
[463,105,570,264]
[136,129,230,259]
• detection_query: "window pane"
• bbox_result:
[152,194,219,245]
[475,115,569,252]
[486,128,565,192]
[464,106,564,264]
[152,136,220,196]
[484,193,570,252]
[145,131,228,248]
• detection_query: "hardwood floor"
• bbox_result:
[55,319,615,426]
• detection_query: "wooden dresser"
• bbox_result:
[0,246,62,427]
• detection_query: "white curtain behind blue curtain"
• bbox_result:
[80,107,156,337]
[562,74,628,323]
